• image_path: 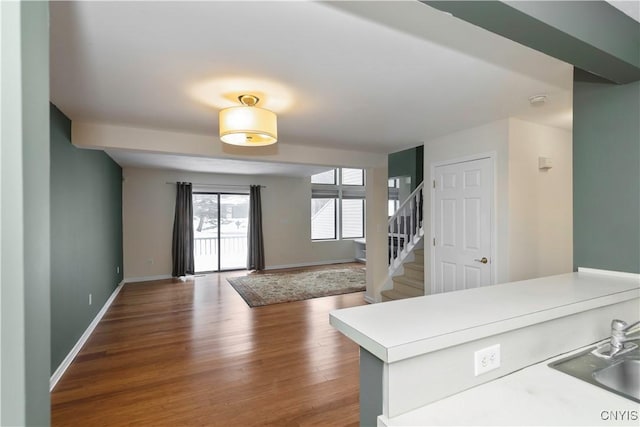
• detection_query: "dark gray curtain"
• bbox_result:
[172,182,195,277]
[247,185,265,271]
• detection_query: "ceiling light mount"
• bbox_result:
[238,94,259,107]
[219,94,277,146]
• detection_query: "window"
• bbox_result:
[311,169,336,184]
[341,199,365,238]
[311,168,365,240]
[311,198,336,240]
[341,168,364,186]
[388,178,400,216]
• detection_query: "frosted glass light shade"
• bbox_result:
[219,106,277,146]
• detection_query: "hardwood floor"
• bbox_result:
[51,266,366,426]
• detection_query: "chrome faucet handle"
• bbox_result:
[623,320,640,333]
[592,319,639,359]
[609,319,639,356]
[611,319,627,342]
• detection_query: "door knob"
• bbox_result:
[474,257,488,264]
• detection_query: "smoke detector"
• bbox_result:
[528,94,547,107]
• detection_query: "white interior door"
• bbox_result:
[433,157,493,293]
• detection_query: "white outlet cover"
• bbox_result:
[474,344,501,376]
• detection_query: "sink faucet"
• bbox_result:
[609,319,640,357]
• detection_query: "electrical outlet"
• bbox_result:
[89,293,92,306]
[116,266,120,274]
[474,344,501,376]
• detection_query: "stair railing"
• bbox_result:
[388,181,424,271]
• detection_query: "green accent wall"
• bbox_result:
[388,145,424,191]
[50,104,123,373]
[573,72,640,273]
[423,1,640,84]
[23,5,52,424]
[1,2,51,425]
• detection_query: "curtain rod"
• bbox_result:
[165,182,266,188]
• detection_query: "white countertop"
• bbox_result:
[378,341,640,426]
[330,271,640,363]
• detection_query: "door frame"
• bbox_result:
[429,152,497,294]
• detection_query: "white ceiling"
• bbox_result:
[50,0,573,173]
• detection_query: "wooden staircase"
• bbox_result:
[381,249,424,302]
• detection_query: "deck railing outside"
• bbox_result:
[194,234,247,271]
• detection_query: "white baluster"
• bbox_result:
[410,197,414,245]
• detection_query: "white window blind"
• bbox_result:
[388,178,400,216]
[388,178,399,200]
[311,169,336,184]
[342,199,365,239]
[311,198,336,240]
[311,168,365,240]
[388,200,399,216]
[341,168,364,186]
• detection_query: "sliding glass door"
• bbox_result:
[193,193,249,272]
[219,194,249,270]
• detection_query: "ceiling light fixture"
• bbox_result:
[219,94,277,146]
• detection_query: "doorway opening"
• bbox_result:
[193,192,250,272]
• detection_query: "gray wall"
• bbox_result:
[573,73,640,273]
[1,2,51,425]
[50,104,124,372]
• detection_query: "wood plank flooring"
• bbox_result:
[51,266,366,426]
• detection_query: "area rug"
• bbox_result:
[227,267,365,307]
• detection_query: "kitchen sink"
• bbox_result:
[593,359,640,401]
[549,339,640,403]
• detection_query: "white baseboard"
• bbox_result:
[264,259,356,271]
[124,274,172,283]
[50,280,125,391]
[577,267,640,280]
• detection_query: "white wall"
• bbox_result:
[508,118,573,280]
[423,118,573,292]
[123,167,356,280]
[366,166,391,302]
[423,120,511,291]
